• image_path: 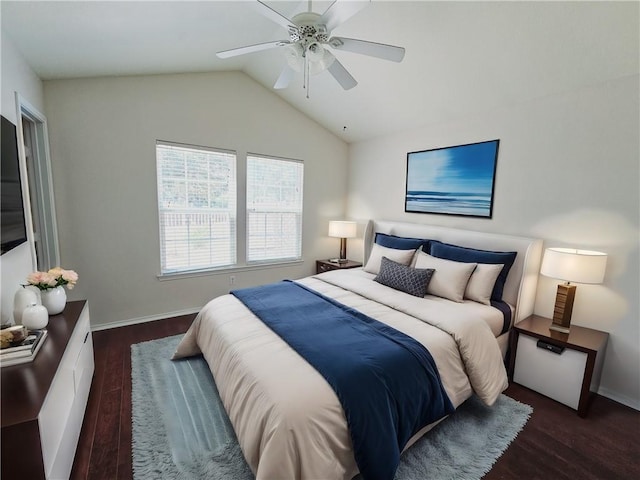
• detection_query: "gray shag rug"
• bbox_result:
[132,334,532,480]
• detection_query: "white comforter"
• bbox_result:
[173,269,508,480]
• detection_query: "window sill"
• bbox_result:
[157,260,305,281]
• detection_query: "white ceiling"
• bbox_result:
[2,1,638,143]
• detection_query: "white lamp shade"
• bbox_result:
[328,221,357,239]
[540,247,607,284]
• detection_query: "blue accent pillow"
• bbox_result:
[374,256,435,297]
[429,241,517,301]
[375,233,430,252]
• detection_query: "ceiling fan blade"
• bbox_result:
[320,0,370,32]
[255,0,294,31]
[327,58,358,90]
[217,40,289,59]
[274,65,295,89]
[329,37,405,62]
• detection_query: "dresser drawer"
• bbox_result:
[513,333,587,409]
[38,302,94,479]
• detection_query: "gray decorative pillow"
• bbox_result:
[374,256,435,297]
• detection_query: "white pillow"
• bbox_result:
[465,263,504,305]
[364,244,416,275]
[414,252,477,302]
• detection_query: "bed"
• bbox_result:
[173,220,543,480]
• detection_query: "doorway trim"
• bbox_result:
[15,92,60,271]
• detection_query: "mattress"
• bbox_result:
[173,268,508,479]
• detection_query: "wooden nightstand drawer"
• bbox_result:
[514,334,587,409]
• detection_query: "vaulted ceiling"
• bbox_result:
[2,1,638,143]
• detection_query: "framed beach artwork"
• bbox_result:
[405,139,500,218]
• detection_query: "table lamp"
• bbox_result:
[540,247,607,333]
[328,221,357,263]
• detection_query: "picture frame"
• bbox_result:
[405,139,500,218]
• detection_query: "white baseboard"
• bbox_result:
[597,386,640,411]
[91,307,200,332]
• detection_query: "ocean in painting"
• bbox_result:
[405,191,492,216]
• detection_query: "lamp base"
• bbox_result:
[551,283,576,332]
[339,238,347,262]
[328,258,348,264]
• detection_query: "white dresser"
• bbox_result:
[1,301,94,479]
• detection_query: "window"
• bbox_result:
[156,142,236,274]
[247,154,304,263]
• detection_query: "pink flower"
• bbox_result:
[27,267,79,290]
[48,267,64,277]
[61,269,78,283]
[45,273,58,287]
[63,270,78,289]
[26,271,46,285]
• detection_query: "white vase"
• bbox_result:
[26,285,42,305]
[22,304,49,330]
[41,286,67,315]
[13,287,40,324]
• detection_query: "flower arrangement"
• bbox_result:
[26,267,79,291]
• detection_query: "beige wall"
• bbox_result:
[0,32,43,324]
[346,75,640,409]
[43,71,348,328]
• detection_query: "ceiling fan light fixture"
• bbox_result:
[309,48,336,75]
[286,42,335,75]
[285,43,305,72]
[306,42,335,74]
[307,42,324,62]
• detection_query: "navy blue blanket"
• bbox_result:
[231,281,454,480]
[491,300,512,335]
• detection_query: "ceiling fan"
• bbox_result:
[216,0,405,96]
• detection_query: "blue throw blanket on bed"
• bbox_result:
[231,280,454,480]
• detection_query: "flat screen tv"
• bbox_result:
[1,115,28,254]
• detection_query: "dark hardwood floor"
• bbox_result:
[71,316,639,479]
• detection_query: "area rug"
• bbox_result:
[132,334,532,480]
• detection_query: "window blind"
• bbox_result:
[156,142,236,274]
[246,154,303,263]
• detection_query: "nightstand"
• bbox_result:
[316,259,363,274]
[509,314,608,417]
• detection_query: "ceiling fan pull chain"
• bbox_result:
[304,51,310,98]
